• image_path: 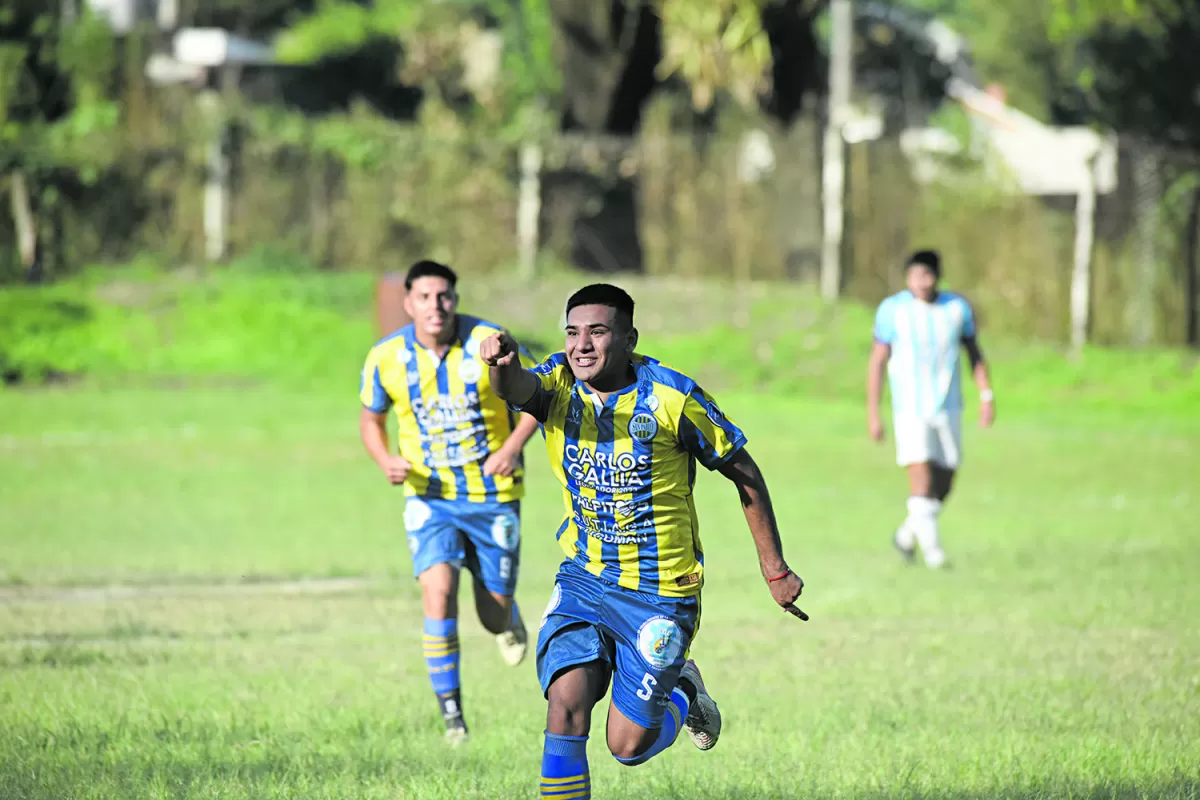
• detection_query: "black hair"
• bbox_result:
[565,283,635,327]
[906,249,941,278]
[405,260,457,290]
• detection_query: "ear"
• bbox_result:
[402,293,414,317]
[627,327,639,352]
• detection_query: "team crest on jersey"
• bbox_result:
[404,498,432,532]
[540,583,563,631]
[567,401,583,426]
[491,512,520,551]
[458,357,483,384]
[628,412,658,442]
[644,393,660,412]
[398,348,413,364]
[637,616,683,670]
[464,337,480,357]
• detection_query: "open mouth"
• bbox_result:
[573,356,597,369]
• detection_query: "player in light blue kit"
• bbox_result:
[866,250,996,568]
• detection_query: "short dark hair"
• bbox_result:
[906,249,941,278]
[405,260,457,290]
[565,283,635,327]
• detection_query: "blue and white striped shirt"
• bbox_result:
[874,291,976,418]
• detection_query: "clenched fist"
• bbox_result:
[479,331,520,367]
[381,455,412,485]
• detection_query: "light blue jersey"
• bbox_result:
[874,290,976,418]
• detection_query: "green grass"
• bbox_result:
[1,384,1198,799]
[1,268,1198,797]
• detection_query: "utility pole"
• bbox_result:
[821,0,853,301]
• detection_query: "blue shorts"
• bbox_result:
[536,560,700,730]
[402,496,521,596]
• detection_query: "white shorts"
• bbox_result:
[894,413,962,469]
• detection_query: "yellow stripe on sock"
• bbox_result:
[422,645,459,656]
[540,789,590,799]
[539,774,589,786]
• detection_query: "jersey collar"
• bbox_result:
[573,357,645,408]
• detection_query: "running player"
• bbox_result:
[480,283,806,799]
[358,260,541,745]
[866,250,996,568]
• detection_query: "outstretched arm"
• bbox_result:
[962,336,995,427]
[718,448,807,621]
[481,331,538,407]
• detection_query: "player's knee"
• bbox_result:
[546,680,593,737]
[419,577,457,619]
[546,698,589,737]
[606,728,655,764]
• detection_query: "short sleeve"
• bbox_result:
[960,298,977,338]
[678,386,747,471]
[359,348,392,413]
[518,344,539,370]
[510,353,571,424]
[873,299,896,345]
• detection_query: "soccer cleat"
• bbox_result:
[496,608,528,666]
[893,528,916,562]
[443,716,469,747]
[679,659,721,751]
[924,548,948,569]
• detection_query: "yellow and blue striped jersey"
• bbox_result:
[513,352,748,597]
[359,315,536,503]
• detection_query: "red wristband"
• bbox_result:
[767,568,791,583]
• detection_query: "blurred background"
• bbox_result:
[2,6,1199,798]
[2,0,1199,367]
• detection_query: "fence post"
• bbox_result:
[1070,149,1098,356]
[1186,185,1200,348]
[199,87,230,263]
[820,0,852,301]
[1130,146,1161,347]
[517,140,542,280]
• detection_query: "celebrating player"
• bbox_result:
[480,283,806,799]
[866,250,996,568]
[358,260,541,745]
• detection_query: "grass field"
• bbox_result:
[2,270,1199,798]
[3,384,1198,799]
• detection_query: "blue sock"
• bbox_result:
[612,687,689,767]
[423,617,461,718]
[541,732,590,799]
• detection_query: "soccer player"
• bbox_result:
[480,283,806,798]
[866,249,996,568]
[358,260,542,745]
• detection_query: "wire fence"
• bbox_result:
[4,119,1198,347]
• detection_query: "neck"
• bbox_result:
[585,362,636,397]
[415,320,456,352]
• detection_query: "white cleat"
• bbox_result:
[924,548,948,569]
[496,609,528,666]
[893,528,916,563]
[679,659,721,751]
[444,719,469,748]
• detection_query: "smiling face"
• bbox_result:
[404,276,457,342]
[564,303,637,387]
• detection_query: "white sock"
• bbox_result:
[905,496,944,566]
